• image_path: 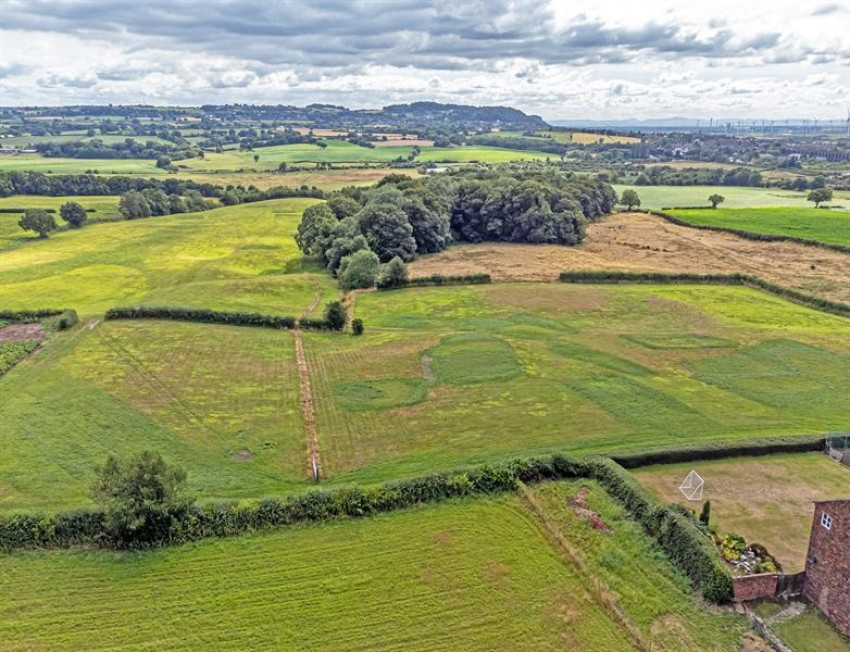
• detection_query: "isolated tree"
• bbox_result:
[377,256,409,289]
[708,194,725,209]
[338,249,380,290]
[91,451,191,549]
[351,318,364,336]
[323,300,347,331]
[808,187,833,208]
[18,209,57,238]
[278,161,287,173]
[253,154,260,163]
[619,189,641,211]
[119,190,152,219]
[59,201,88,228]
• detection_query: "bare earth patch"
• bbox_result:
[0,323,46,343]
[232,450,256,462]
[409,212,850,305]
[568,486,612,532]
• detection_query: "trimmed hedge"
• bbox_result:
[558,271,850,320]
[0,309,65,323]
[589,458,733,603]
[611,435,825,469]
[0,450,738,602]
[0,208,57,214]
[0,454,589,552]
[379,273,492,290]
[105,306,346,332]
[652,210,850,255]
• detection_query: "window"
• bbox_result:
[821,512,833,530]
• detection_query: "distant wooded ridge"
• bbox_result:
[0,101,549,131]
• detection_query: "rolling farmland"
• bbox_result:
[613,185,850,210]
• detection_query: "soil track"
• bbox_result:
[294,330,321,480]
[410,212,850,304]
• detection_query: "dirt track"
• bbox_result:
[409,212,850,304]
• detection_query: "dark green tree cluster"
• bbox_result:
[633,166,763,187]
[37,138,196,161]
[296,170,615,287]
[118,189,216,219]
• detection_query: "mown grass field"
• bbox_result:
[0,154,162,175]
[306,283,850,485]
[634,453,850,572]
[612,184,850,210]
[0,497,641,651]
[416,146,553,163]
[0,319,305,512]
[173,167,419,191]
[668,207,850,247]
[0,198,333,315]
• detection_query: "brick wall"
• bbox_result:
[733,573,779,602]
[804,501,850,638]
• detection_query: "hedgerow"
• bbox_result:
[378,273,492,290]
[104,306,349,332]
[0,309,65,323]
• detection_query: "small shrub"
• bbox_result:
[323,301,346,331]
[57,309,78,330]
[351,318,364,336]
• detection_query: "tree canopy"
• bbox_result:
[18,209,57,238]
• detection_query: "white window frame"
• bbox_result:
[821,512,833,530]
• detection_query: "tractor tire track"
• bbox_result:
[294,329,321,481]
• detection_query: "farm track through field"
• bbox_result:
[294,329,321,480]
[300,282,324,320]
[409,212,850,305]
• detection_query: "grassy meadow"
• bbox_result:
[0,319,305,511]
[0,498,640,651]
[0,489,748,651]
[613,184,850,210]
[634,453,850,572]
[306,282,850,485]
[0,197,333,315]
[667,206,850,247]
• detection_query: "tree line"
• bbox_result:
[296,170,615,289]
[36,138,197,163]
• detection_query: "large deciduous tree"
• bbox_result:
[59,201,87,228]
[18,209,57,238]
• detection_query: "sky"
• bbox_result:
[0,0,848,121]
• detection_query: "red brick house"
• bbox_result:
[803,499,850,638]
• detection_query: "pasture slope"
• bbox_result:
[665,207,850,248]
[0,489,746,651]
[0,197,332,315]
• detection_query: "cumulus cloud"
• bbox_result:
[0,0,846,119]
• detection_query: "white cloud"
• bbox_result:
[0,0,846,120]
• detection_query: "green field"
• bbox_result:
[0,134,174,147]
[666,207,850,248]
[0,488,745,651]
[416,146,553,163]
[0,198,333,315]
[0,319,305,511]
[305,282,850,485]
[772,607,850,652]
[613,184,850,210]
[0,154,162,175]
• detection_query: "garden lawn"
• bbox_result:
[306,283,850,485]
[0,319,305,512]
[0,198,333,316]
[772,607,850,652]
[667,207,850,248]
[0,498,639,651]
[634,453,850,572]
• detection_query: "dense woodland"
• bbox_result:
[296,170,615,286]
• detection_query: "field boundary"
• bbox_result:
[557,270,850,320]
[651,210,850,255]
[105,305,345,332]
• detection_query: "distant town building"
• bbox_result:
[804,499,850,637]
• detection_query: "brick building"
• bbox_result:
[803,499,850,638]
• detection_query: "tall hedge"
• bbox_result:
[588,458,733,603]
[0,309,65,323]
